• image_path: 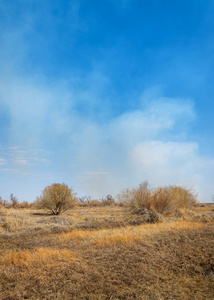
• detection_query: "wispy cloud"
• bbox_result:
[8,146,20,150]
[0,158,7,165]
[81,171,112,176]
[0,168,19,173]
[13,159,29,165]
[0,146,51,174]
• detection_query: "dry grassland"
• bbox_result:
[0,205,214,299]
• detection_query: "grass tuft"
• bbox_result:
[0,248,77,268]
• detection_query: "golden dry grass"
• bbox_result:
[1,205,213,233]
[59,221,204,248]
[59,228,93,241]
[0,206,213,299]
[0,248,77,268]
[0,206,130,233]
[92,221,204,247]
[195,206,214,211]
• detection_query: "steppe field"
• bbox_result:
[0,204,214,300]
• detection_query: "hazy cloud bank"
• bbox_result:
[0,73,213,202]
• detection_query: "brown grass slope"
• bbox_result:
[0,206,214,299]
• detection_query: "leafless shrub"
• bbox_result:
[79,195,117,207]
[78,196,101,207]
[118,181,197,217]
[16,201,32,209]
[102,195,116,206]
[10,194,18,208]
[118,181,153,211]
[36,183,78,215]
[153,186,197,216]
[0,196,9,208]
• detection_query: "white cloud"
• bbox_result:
[82,171,112,176]
[0,168,19,173]
[64,95,212,202]
[109,98,195,148]
[0,146,51,176]
[131,140,202,189]
[0,64,213,202]
[8,146,20,150]
[0,158,7,165]
[13,159,29,165]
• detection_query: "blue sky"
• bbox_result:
[0,0,214,202]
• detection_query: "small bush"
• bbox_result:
[37,183,77,215]
[16,201,32,209]
[78,196,102,207]
[118,181,153,212]
[102,195,116,206]
[153,186,197,216]
[0,197,9,208]
[10,194,18,208]
[79,195,116,207]
[118,181,197,217]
